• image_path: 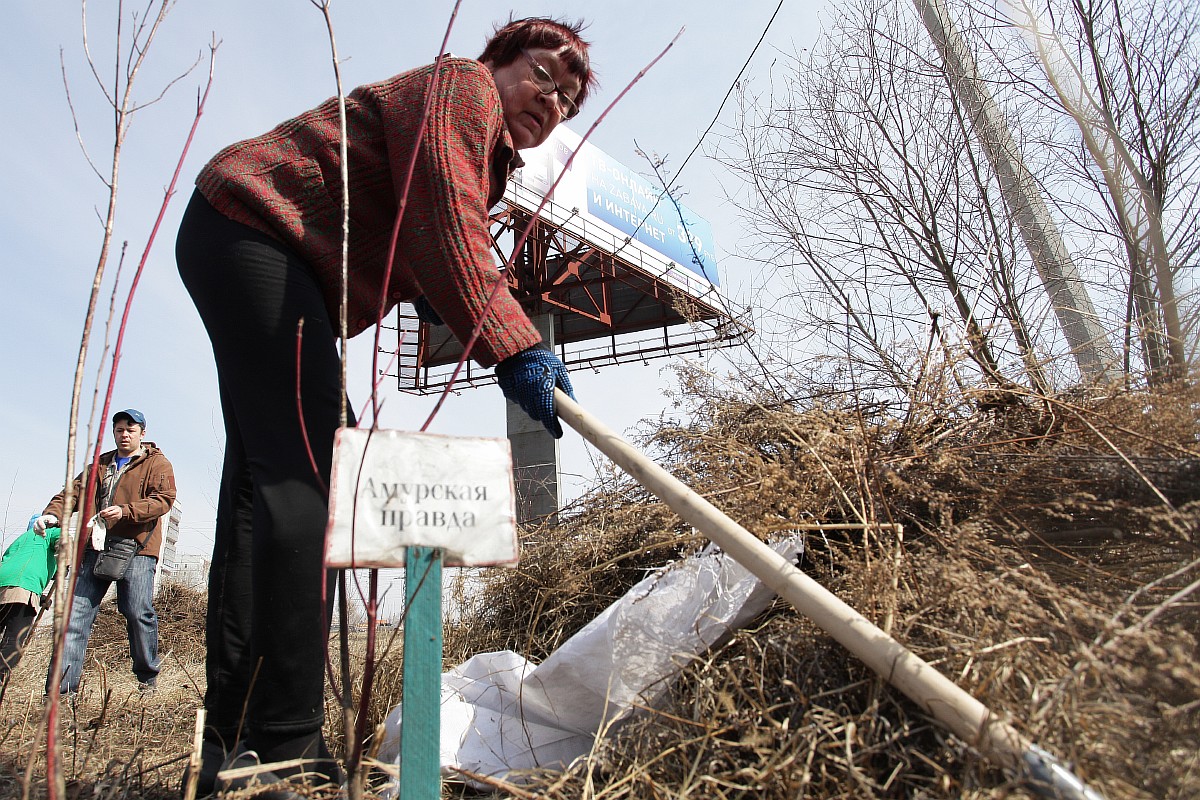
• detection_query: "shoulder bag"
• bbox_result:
[93,535,143,580]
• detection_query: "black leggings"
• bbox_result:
[176,191,349,740]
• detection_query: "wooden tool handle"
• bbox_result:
[554,388,1027,769]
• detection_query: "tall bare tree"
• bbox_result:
[998,0,1199,382]
[722,0,1062,406]
[722,0,1197,399]
[45,3,206,798]
[914,0,1121,384]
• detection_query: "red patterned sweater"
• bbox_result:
[195,58,540,367]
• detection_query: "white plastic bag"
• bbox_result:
[379,535,804,791]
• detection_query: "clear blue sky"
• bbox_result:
[0,1,822,556]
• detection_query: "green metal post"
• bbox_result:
[400,546,443,799]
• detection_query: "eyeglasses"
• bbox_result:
[522,50,579,120]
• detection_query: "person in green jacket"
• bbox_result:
[0,514,61,687]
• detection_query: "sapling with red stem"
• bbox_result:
[41,4,216,793]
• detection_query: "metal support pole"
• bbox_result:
[506,314,561,525]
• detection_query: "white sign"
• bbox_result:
[324,428,518,568]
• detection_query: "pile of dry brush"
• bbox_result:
[449,376,1200,799]
[1,378,1197,800]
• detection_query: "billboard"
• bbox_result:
[509,126,720,286]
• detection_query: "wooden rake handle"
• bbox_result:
[554,388,1105,800]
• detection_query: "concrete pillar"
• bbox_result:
[506,314,560,526]
[913,0,1121,384]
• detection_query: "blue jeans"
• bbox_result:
[50,548,160,694]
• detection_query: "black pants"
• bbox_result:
[176,191,348,741]
[0,602,36,684]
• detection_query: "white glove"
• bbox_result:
[33,514,58,535]
[88,515,107,551]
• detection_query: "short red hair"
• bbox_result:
[478,16,597,110]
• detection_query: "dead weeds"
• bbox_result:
[1,379,1197,798]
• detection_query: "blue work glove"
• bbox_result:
[495,345,575,438]
[413,295,444,326]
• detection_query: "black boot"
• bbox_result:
[214,749,305,799]
[249,730,343,793]
[182,732,247,798]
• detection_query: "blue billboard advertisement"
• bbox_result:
[582,151,719,285]
[510,127,720,286]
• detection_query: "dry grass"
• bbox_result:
[2,379,1197,798]
[0,583,208,799]
[446,377,1200,799]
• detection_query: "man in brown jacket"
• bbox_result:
[34,408,176,695]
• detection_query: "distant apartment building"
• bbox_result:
[154,501,183,591]
[170,553,211,591]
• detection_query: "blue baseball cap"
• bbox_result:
[113,408,147,427]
